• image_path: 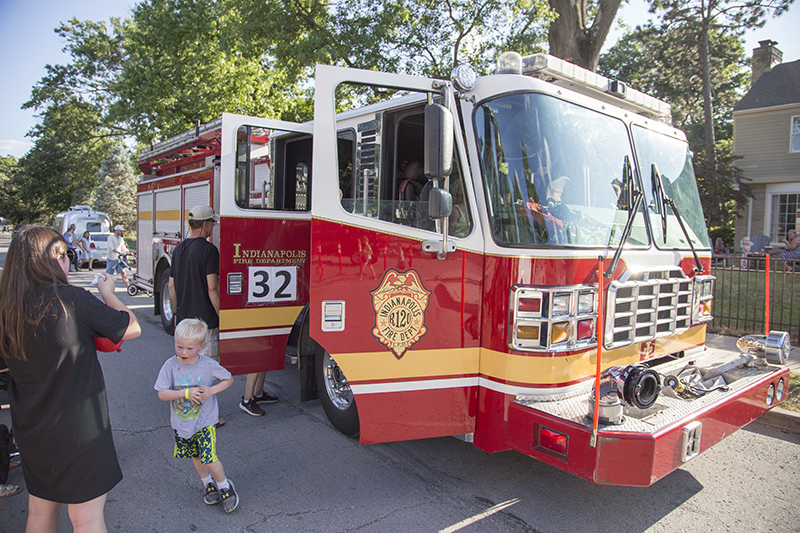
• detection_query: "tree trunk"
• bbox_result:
[547,0,623,71]
[699,18,717,172]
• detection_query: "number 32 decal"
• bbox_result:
[248,266,298,303]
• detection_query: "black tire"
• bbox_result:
[315,344,359,437]
[159,268,175,335]
[127,285,138,296]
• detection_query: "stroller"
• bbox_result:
[119,254,150,296]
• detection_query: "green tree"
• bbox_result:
[112,0,305,144]
[94,141,137,229]
[26,0,557,147]
[239,0,554,80]
[20,98,112,221]
[25,18,126,122]
[599,25,750,227]
[649,0,794,184]
[326,0,555,77]
[0,162,48,225]
[0,156,24,223]
[19,19,120,220]
[23,1,306,147]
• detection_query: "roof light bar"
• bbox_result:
[512,53,672,122]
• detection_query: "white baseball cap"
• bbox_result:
[188,204,220,222]
[114,225,125,231]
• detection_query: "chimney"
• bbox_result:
[751,39,783,86]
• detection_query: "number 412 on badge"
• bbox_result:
[247,266,298,303]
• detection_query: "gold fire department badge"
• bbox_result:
[370,269,431,359]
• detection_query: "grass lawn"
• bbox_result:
[783,373,800,412]
[709,264,800,413]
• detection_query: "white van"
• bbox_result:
[52,206,113,264]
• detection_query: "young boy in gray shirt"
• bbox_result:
[154,318,238,512]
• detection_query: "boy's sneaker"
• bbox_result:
[239,397,265,417]
[252,391,279,404]
[220,480,239,513]
[203,482,220,505]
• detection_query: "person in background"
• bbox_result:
[779,229,800,272]
[63,223,80,272]
[106,225,130,288]
[0,226,140,532]
[714,237,726,255]
[169,205,278,421]
[740,236,753,270]
[78,230,93,271]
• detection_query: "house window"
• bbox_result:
[792,116,800,153]
[770,193,800,240]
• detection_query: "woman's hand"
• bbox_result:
[93,274,142,340]
[95,273,115,297]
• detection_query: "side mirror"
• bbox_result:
[428,187,452,220]
[424,104,453,180]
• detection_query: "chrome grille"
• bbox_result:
[605,267,693,349]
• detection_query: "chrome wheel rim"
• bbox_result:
[322,351,353,410]
[161,280,173,323]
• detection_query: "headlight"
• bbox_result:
[692,275,715,323]
[451,64,477,91]
[510,285,598,352]
[552,294,571,317]
[578,292,595,314]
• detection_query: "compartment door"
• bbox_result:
[309,66,485,444]
[217,114,313,375]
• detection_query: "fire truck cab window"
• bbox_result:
[337,100,471,238]
[475,92,647,248]
[234,125,311,211]
[633,126,709,250]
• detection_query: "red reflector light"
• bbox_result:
[540,427,568,456]
[90,242,96,249]
[519,297,541,313]
[576,318,594,340]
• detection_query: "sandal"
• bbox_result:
[0,484,22,499]
[10,459,20,469]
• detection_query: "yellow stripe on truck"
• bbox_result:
[333,348,481,382]
[155,209,181,221]
[220,306,305,330]
[330,326,707,387]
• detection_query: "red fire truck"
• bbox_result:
[135,52,791,486]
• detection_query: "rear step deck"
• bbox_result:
[514,347,782,434]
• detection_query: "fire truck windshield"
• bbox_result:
[633,125,710,250]
[475,92,648,248]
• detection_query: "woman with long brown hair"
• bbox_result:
[0,226,141,532]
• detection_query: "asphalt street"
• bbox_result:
[1,232,799,532]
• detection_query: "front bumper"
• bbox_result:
[506,347,790,486]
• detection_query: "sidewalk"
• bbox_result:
[706,332,800,434]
